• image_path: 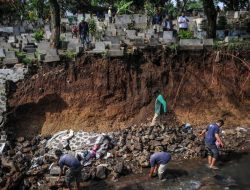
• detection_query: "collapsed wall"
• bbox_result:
[6,48,250,137]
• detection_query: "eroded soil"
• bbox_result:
[6,49,250,137]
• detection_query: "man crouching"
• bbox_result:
[149,146,171,180]
[55,149,82,190]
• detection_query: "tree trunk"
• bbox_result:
[37,0,44,18]
[203,0,217,38]
[49,0,60,48]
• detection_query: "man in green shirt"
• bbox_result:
[151,90,167,126]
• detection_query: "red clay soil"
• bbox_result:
[7,49,250,137]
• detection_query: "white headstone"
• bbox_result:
[0,48,5,58]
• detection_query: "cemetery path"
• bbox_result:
[6,50,250,137]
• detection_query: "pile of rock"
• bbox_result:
[0,123,248,189]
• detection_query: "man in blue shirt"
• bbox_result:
[200,120,224,169]
[149,147,171,180]
[55,149,81,190]
[151,90,167,126]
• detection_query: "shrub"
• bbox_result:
[33,29,44,42]
[88,18,97,37]
[65,50,76,60]
[178,30,194,39]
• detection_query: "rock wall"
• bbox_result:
[7,49,250,137]
[0,67,28,154]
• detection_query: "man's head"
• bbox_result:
[181,12,185,16]
[216,119,224,127]
[153,89,160,97]
[54,149,63,158]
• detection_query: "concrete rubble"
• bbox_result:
[0,122,248,189]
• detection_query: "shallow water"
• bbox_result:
[83,153,250,190]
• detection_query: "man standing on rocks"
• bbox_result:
[149,147,171,180]
[151,90,167,126]
[55,149,82,190]
[200,120,224,170]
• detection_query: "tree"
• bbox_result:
[49,0,60,48]
[203,0,217,38]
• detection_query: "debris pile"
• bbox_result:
[0,123,248,189]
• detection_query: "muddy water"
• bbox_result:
[84,153,250,190]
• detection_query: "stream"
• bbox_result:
[83,153,250,190]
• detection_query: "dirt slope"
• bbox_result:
[7,49,250,137]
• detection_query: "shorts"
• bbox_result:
[205,143,219,159]
[158,164,167,180]
[65,167,82,186]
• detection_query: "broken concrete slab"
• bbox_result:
[179,39,203,50]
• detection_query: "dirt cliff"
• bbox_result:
[6,48,250,137]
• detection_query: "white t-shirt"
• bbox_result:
[108,10,112,17]
[178,16,188,29]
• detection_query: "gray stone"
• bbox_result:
[0,142,6,154]
[162,31,174,43]
[0,48,5,58]
[108,49,124,57]
[3,51,18,65]
[8,36,16,43]
[126,30,137,40]
[96,165,107,179]
[179,39,203,50]
[50,165,61,176]
[203,39,214,46]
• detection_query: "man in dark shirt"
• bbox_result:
[78,18,89,46]
[149,147,171,180]
[55,149,81,190]
[200,120,224,169]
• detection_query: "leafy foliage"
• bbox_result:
[144,1,156,17]
[178,30,194,39]
[88,18,97,37]
[33,29,44,42]
[115,0,133,14]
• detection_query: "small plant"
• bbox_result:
[16,51,26,61]
[88,18,97,38]
[115,0,133,14]
[178,30,194,39]
[169,43,179,53]
[65,50,76,60]
[144,1,156,17]
[22,57,32,65]
[33,29,44,42]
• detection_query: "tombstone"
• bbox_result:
[43,48,60,63]
[3,51,18,65]
[26,53,36,60]
[85,14,91,21]
[44,24,50,31]
[108,49,124,57]
[148,38,159,46]
[179,39,203,50]
[224,36,238,43]
[162,31,174,43]
[146,29,154,40]
[137,33,145,38]
[126,30,137,40]
[234,11,239,19]
[0,49,5,58]
[133,38,145,48]
[203,39,214,47]
[134,14,147,29]
[67,38,81,52]
[88,42,106,54]
[103,36,120,45]
[23,43,37,53]
[61,18,69,24]
[8,36,16,43]
[45,31,52,40]
[216,30,225,40]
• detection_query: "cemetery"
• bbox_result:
[0,0,250,190]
